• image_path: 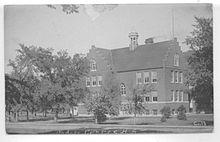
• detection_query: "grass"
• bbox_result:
[6,113,214,134]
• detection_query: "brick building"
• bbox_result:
[80,32,189,116]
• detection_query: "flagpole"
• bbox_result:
[171,7,174,39]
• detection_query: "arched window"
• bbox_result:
[90,60,97,71]
[174,54,179,66]
[120,83,126,96]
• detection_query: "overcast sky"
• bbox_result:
[4,4,212,73]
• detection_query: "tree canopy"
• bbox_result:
[185,17,213,112]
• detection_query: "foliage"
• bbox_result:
[177,105,187,120]
[160,116,167,122]
[185,17,213,113]
[6,44,90,120]
[85,94,109,123]
[130,84,154,117]
[85,71,120,123]
[160,106,171,119]
[47,5,79,14]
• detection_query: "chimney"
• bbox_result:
[145,37,154,44]
[128,32,138,51]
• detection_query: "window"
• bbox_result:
[97,76,102,86]
[86,77,91,87]
[90,60,97,71]
[152,91,158,102]
[145,109,150,115]
[120,83,126,95]
[171,71,174,83]
[136,72,142,84]
[144,72,150,84]
[174,54,179,66]
[180,91,184,102]
[171,90,175,102]
[153,109,158,115]
[179,72,183,83]
[91,76,97,87]
[175,90,179,102]
[145,96,150,102]
[151,71,158,83]
[174,71,178,83]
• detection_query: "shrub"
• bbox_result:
[160,106,171,119]
[177,105,187,120]
[93,105,108,123]
[95,111,107,123]
[160,116,167,122]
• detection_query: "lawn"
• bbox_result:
[6,114,213,134]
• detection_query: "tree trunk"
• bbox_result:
[54,109,58,122]
[26,110,29,121]
[95,116,98,124]
[8,111,11,122]
[44,110,47,117]
[14,112,18,122]
[69,107,73,118]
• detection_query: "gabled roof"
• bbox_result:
[111,40,174,72]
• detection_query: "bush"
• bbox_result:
[93,106,108,123]
[160,106,171,119]
[160,116,167,122]
[177,105,187,120]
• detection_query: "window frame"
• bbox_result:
[91,76,97,87]
[151,71,158,83]
[151,91,158,102]
[171,90,175,102]
[136,72,142,84]
[174,54,180,67]
[120,83,126,96]
[90,60,97,71]
[175,90,179,102]
[179,72,183,83]
[97,76,102,86]
[144,71,150,84]
[174,71,178,83]
[171,70,174,83]
[180,91,184,102]
[86,77,91,87]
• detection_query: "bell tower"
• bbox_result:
[129,32,139,51]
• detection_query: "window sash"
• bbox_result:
[171,71,174,83]
[86,77,91,87]
[171,90,175,102]
[180,91,184,102]
[174,54,179,66]
[144,72,150,83]
[151,72,157,83]
[120,84,126,95]
[179,72,183,83]
[175,71,178,83]
[90,60,97,71]
[145,96,150,102]
[97,76,102,86]
[136,72,142,84]
[91,77,96,87]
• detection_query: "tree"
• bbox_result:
[177,105,187,120]
[85,71,120,123]
[185,17,213,113]
[160,106,171,122]
[130,84,154,117]
[7,44,41,121]
[5,74,21,121]
[7,44,90,121]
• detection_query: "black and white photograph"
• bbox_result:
[4,3,213,135]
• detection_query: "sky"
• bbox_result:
[4,4,212,73]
